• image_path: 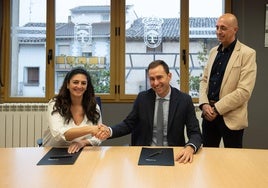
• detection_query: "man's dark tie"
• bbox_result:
[156,98,164,146]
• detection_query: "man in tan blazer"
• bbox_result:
[199,13,257,148]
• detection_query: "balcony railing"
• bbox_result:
[125,52,205,80]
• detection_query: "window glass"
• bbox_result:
[125,0,181,95]
[10,0,46,97]
[189,0,223,97]
[6,0,225,101]
[55,0,111,94]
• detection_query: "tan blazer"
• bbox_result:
[199,40,257,130]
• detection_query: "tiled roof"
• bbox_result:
[56,22,110,37]
[22,22,66,29]
[126,17,217,40]
[18,22,110,42]
[92,22,110,36]
[189,17,217,38]
[18,23,67,43]
[56,22,75,36]
[18,17,216,43]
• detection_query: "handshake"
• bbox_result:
[92,124,111,140]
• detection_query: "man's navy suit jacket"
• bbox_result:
[111,87,202,150]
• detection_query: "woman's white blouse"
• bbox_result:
[43,100,102,146]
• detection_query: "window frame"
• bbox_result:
[0,0,231,103]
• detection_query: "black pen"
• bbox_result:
[148,150,163,157]
[49,155,73,159]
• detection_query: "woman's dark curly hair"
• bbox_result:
[51,66,100,124]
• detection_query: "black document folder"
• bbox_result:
[138,147,174,166]
[37,147,82,165]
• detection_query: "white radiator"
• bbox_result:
[0,103,48,148]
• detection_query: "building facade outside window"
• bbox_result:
[0,0,225,102]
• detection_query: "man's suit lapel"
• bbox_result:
[221,41,241,89]
[147,90,156,131]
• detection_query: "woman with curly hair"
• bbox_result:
[43,66,102,153]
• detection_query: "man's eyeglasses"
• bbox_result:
[216,26,231,31]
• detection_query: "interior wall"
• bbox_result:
[101,103,132,146]
[232,0,268,149]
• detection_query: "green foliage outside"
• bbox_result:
[189,42,208,93]
[84,64,110,94]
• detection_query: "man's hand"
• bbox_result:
[95,124,111,140]
[202,104,217,121]
[175,146,195,164]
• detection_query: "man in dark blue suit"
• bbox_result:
[97,60,202,163]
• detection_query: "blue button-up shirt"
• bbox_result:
[208,39,237,101]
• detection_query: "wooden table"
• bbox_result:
[0,146,268,188]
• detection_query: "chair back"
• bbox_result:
[95,96,102,111]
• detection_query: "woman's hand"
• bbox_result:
[68,139,88,153]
